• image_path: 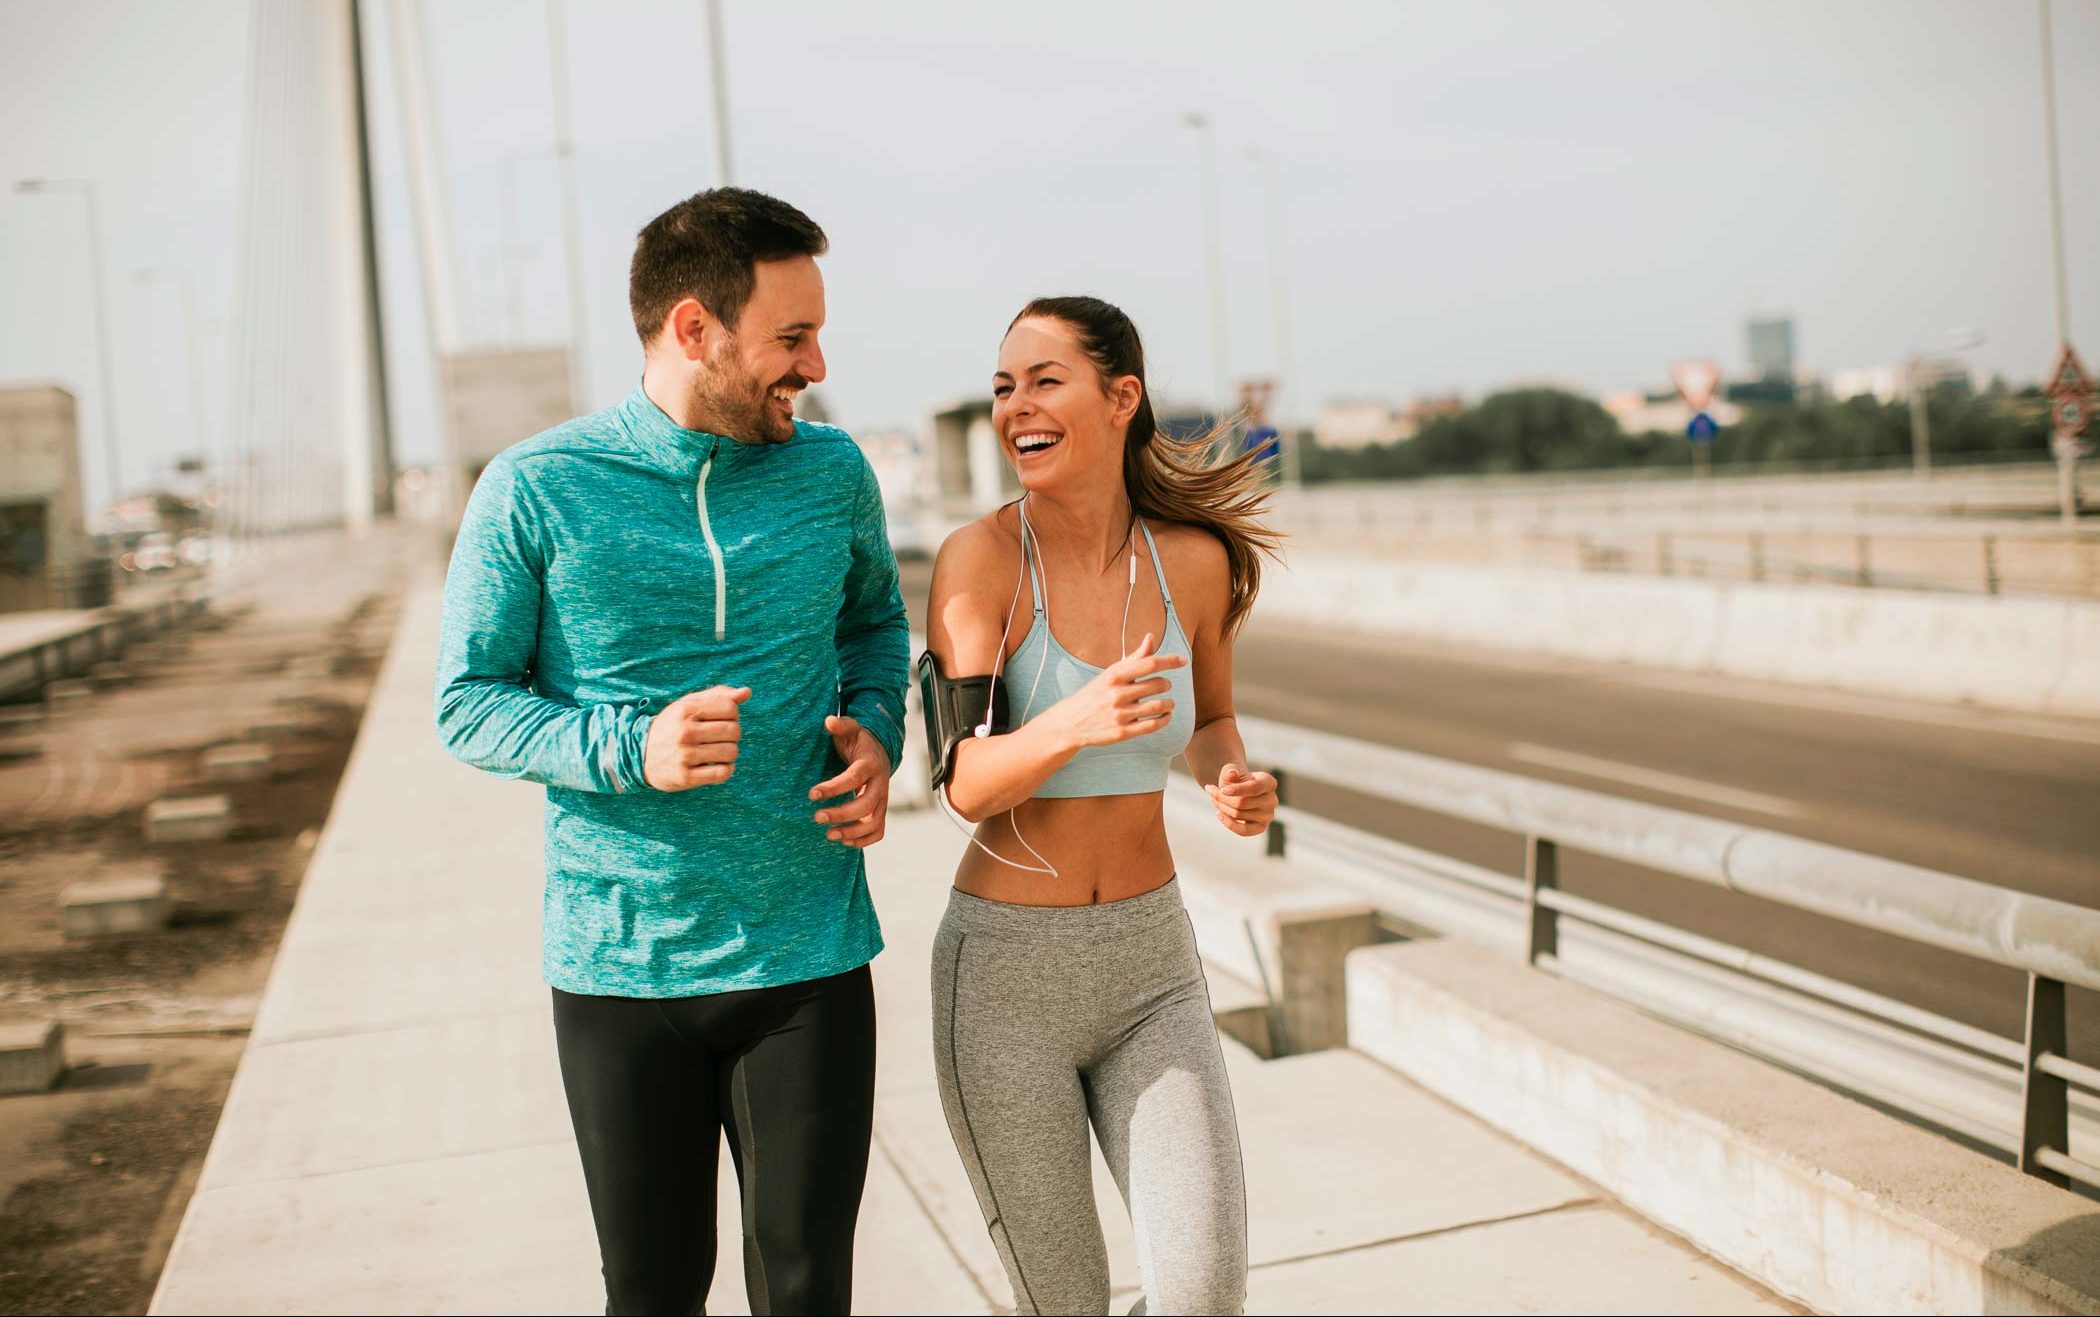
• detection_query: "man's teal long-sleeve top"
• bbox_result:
[435,385,910,997]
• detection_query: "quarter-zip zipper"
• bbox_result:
[695,453,727,639]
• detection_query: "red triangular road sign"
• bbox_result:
[2047,343,2092,400]
[1671,360,1721,411]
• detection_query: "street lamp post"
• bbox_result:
[17,178,122,509]
[1905,329,1985,479]
[705,0,735,185]
[1180,112,1233,426]
[1246,144,1300,486]
[546,0,593,413]
[2038,0,2083,524]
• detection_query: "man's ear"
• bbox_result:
[664,296,720,363]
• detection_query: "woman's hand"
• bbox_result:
[1205,763,1278,837]
[1035,632,1185,751]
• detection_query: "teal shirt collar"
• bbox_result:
[617,381,726,470]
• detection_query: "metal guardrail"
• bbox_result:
[1240,713,2100,1194]
[0,594,208,703]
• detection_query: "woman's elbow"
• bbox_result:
[944,777,995,824]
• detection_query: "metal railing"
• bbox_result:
[0,594,208,703]
[1240,713,2100,1193]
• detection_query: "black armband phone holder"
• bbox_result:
[917,650,1009,794]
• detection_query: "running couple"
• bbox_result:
[436,188,1282,1316]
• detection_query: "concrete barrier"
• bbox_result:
[62,871,171,938]
[202,744,275,783]
[146,795,233,843]
[1167,794,1385,1054]
[1346,938,2100,1315]
[1258,553,2100,718]
[0,1020,65,1095]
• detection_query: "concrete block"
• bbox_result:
[202,742,275,783]
[0,1020,65,1095]
[1171,811,1384,1053]
[146,793,232,843]
[87,661,132,687]
[62,869,170,938]
[1346,938,2100,1315]
[44,678,94,711]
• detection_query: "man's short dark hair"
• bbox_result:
[629,188,828,343]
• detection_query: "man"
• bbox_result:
[435,189,908,1315]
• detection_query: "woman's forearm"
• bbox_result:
[1184,715,1246,788]
[944,718,1082,821]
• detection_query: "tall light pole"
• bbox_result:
[2038,0,2082,524]
[1181,112,1233,423]
[546,0,593,413]
[17,178,122,509]
[1246,144,1300,485]
[1906,328,1985,478]
[705,0,735,184]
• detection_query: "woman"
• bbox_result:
[924,295,1284,1315]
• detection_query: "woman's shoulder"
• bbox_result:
[933,507,1023,587]
[1145,518,1230,587]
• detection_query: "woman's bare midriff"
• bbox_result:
[953,791,1177,906]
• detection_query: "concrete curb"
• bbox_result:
[1259,553,2100,719]
[1346,939,2100,1316]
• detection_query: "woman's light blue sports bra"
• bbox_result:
[1007,518,1196,797]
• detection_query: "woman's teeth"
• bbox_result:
[1014,433,1062,453]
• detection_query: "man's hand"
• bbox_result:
[809,714,891,849]
[1204,762,1278,837]
[643,686,749,791]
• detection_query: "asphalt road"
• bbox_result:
[896,558,2100,1060]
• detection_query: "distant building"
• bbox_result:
[1827,366,1904,404]
[437,347,574,496]
[1313,396,1462,450]
[0,383,108,611]
[1314,401,1403,450]
[1408,395,1466,429]
[928,398,1016,511]
[1746,316,1796,382]
[851,429,927,506]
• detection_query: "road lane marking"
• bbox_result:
[1506,742,1809,819]
[1604,670,2100,747]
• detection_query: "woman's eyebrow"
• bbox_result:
[993,359,1068,382]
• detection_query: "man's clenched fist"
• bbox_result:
[644,685,749,791]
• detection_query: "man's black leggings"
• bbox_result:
[551,964,876,1316]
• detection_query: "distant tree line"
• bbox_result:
[1297,383,2054,482]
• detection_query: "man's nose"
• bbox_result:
[799,338,827,385]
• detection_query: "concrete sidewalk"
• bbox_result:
[149,580,1792,1315]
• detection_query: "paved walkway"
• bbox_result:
[149,579,1792,1315]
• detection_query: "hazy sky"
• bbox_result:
[3,0,2097,500]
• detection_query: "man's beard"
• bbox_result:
[692,347,801,446]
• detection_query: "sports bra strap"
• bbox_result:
[1020,509,1046,615]
[1137,520,1174,610]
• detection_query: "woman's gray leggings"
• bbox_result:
[931,880,1248,1315]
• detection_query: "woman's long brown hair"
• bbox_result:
[1010,295,1285,638]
